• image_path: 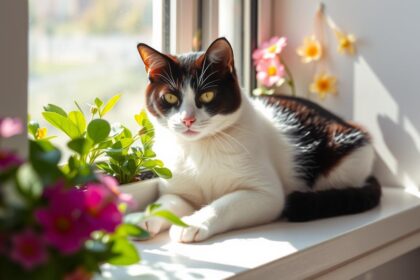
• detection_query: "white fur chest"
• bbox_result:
[155,131,257,207]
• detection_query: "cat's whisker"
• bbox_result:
[199,70,218,88]
[199,58,213,87]
[155,73,177,89]
[167,64,177,87]
[198,56,208,87]
[165,70,178,89]
[200,80,220,91]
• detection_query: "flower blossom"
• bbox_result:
[84,182,122,233]
[256,58,285,87]
[0,118,23,138]
[35,184,91,254]
[35,127,48,140]
[296,35,323,63]
[309,72,337,99]
[253,36,287,61]
[335,31,356,55]
[10,229,48,270]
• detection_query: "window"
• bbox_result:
[3,0,268,152]
[28,0,154,148]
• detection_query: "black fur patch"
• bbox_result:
[259,95,371,188]
[283,177,382,222]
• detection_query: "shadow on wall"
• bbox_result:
[377,115,420,189]
[350,0,420,188]
[274,0,420,189]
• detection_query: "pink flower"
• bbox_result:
[0,118,23,138]
[256,58,285,87]
[98,175,136,209]
[0,150,23,171]
[84,181,123,233]
[35,184,91,254]
[253,36,287,62]
[10,229,48,270]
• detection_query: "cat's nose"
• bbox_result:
[182,116,196,127]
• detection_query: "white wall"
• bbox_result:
[0,1,28,155]
[273,0,420,189]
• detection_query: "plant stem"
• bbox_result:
[280,57,296,97]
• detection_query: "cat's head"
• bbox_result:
[137,38,242,141]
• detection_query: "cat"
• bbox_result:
[136,37,381,243]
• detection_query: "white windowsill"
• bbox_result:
[97,187,420,280]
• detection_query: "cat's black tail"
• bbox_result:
[283,176,382,222]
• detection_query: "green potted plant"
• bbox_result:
[29,95,171,204]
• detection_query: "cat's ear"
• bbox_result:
[137,43,170,73]
[204,37,235,72]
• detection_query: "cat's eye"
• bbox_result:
[199,91,215,103]
[163,93,179,105]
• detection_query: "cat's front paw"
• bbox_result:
[169,223,211,243]
[169,209,216,243]
[138,217,169,238]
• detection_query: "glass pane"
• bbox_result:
[29,0,153,149]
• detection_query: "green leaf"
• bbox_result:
[152,210,188,227]
[96,139,113,149]
[145,203,162,215]
[143,149,156,158]
[67,137,93,156]
[143,159,163,168]
[127,158,138,174]
[107,238,140,265]
[115,223,150,240]
[113,126,133,140]
[153,167,172,179]
[29,141,63,186]
[106,141,124,161]
[68,111,86,134]
[101,94,121,117]
[95,97,104,108]
[96,162,114,174]
[42,112,81,139]
[16,163,43,200]
[87,119,111,144]
[28,120,40,137]
[120,138,134,152]
[43,104,68,117]
[135,110,155,149]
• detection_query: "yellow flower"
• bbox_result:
[296,35,322,63]
[335,31,356,55]
[35,127,47,140]
[309,73,337,99]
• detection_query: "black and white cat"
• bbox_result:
[136,38,381,243]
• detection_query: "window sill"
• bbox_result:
[97,187,420,280]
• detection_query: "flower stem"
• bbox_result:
[280,57,296,97]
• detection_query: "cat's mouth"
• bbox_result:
[182,129,200,136]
